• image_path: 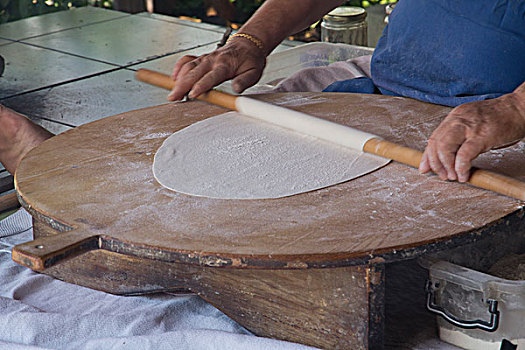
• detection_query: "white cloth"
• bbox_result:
[0,209,317,350]
[271,55,372,93]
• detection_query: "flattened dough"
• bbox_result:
[153,112,389,199]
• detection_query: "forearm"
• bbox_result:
[513,80,525,96]
[169,0,344,100]
[238,0,344,56]
[493,81,525,144]
[510,81,525,125]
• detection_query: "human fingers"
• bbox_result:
[455,138,486,182]
[436,147,458,181]
[187,63,236,98]
[424,139,450,180]
[168,59,211,101]
[171,55,198,81]
[433,126,469,181]
[195,43,266,95]
[419,149,432,174]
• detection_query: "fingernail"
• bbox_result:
[418,160,426,173]
[188,90,196,99]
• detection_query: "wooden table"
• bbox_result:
[12,92,525,349]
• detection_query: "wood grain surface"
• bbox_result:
[33,220,383,350]
[0,192,19,213]
[13,93,525,270]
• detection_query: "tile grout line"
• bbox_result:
[33,116,76,128]
[0,38,16,44]
[0,66,124,101]
[0,10,132,42]
[138,15,226,34]
[122,41,220,71]
[11,36,220,71]
[8,41,125,68]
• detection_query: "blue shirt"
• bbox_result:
[325,0,525,107]
[371,0,525,106]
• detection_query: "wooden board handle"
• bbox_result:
[12,229,99,271]
[0,174,15,193]
[135,68,237,110]
[364,138,525,201]
[0,192,20,213]
[136,69,525,201]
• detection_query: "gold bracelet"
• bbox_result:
[226,33,264,51]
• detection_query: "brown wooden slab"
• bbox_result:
[32,220,385,349]
[13,93,525,270]
[0,192,19,213]
[0,173,14,194]
[12,92,525,349]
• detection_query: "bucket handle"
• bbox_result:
[425,280,499,332]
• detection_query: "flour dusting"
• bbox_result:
[152,111,389,199]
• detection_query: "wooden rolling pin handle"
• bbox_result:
[12,229,99,272]
[468,169,525,201]
[135,68,175,91]
[364,138,422,168]
[364,138,525,201]
[134,68,238,111]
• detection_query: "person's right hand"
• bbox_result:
[168,37,266,101]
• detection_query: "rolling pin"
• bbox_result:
[135,68,525,201]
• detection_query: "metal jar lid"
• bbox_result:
[323,6,367,24]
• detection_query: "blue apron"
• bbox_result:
[324,0,525,107]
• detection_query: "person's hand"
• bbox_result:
[168,38,266,101]
[419,92,525,182]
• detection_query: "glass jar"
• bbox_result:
[321,6,368,46]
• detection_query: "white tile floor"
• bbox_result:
[0,41,116,99]
[0,7,129,41]
[0,7,297,134]
[23,15,223,65]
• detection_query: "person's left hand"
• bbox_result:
[419,92,525,182]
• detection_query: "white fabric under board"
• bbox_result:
[0,209,317,350]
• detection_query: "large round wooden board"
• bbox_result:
[14,93,525,269]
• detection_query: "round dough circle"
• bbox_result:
[153,112,389,199]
